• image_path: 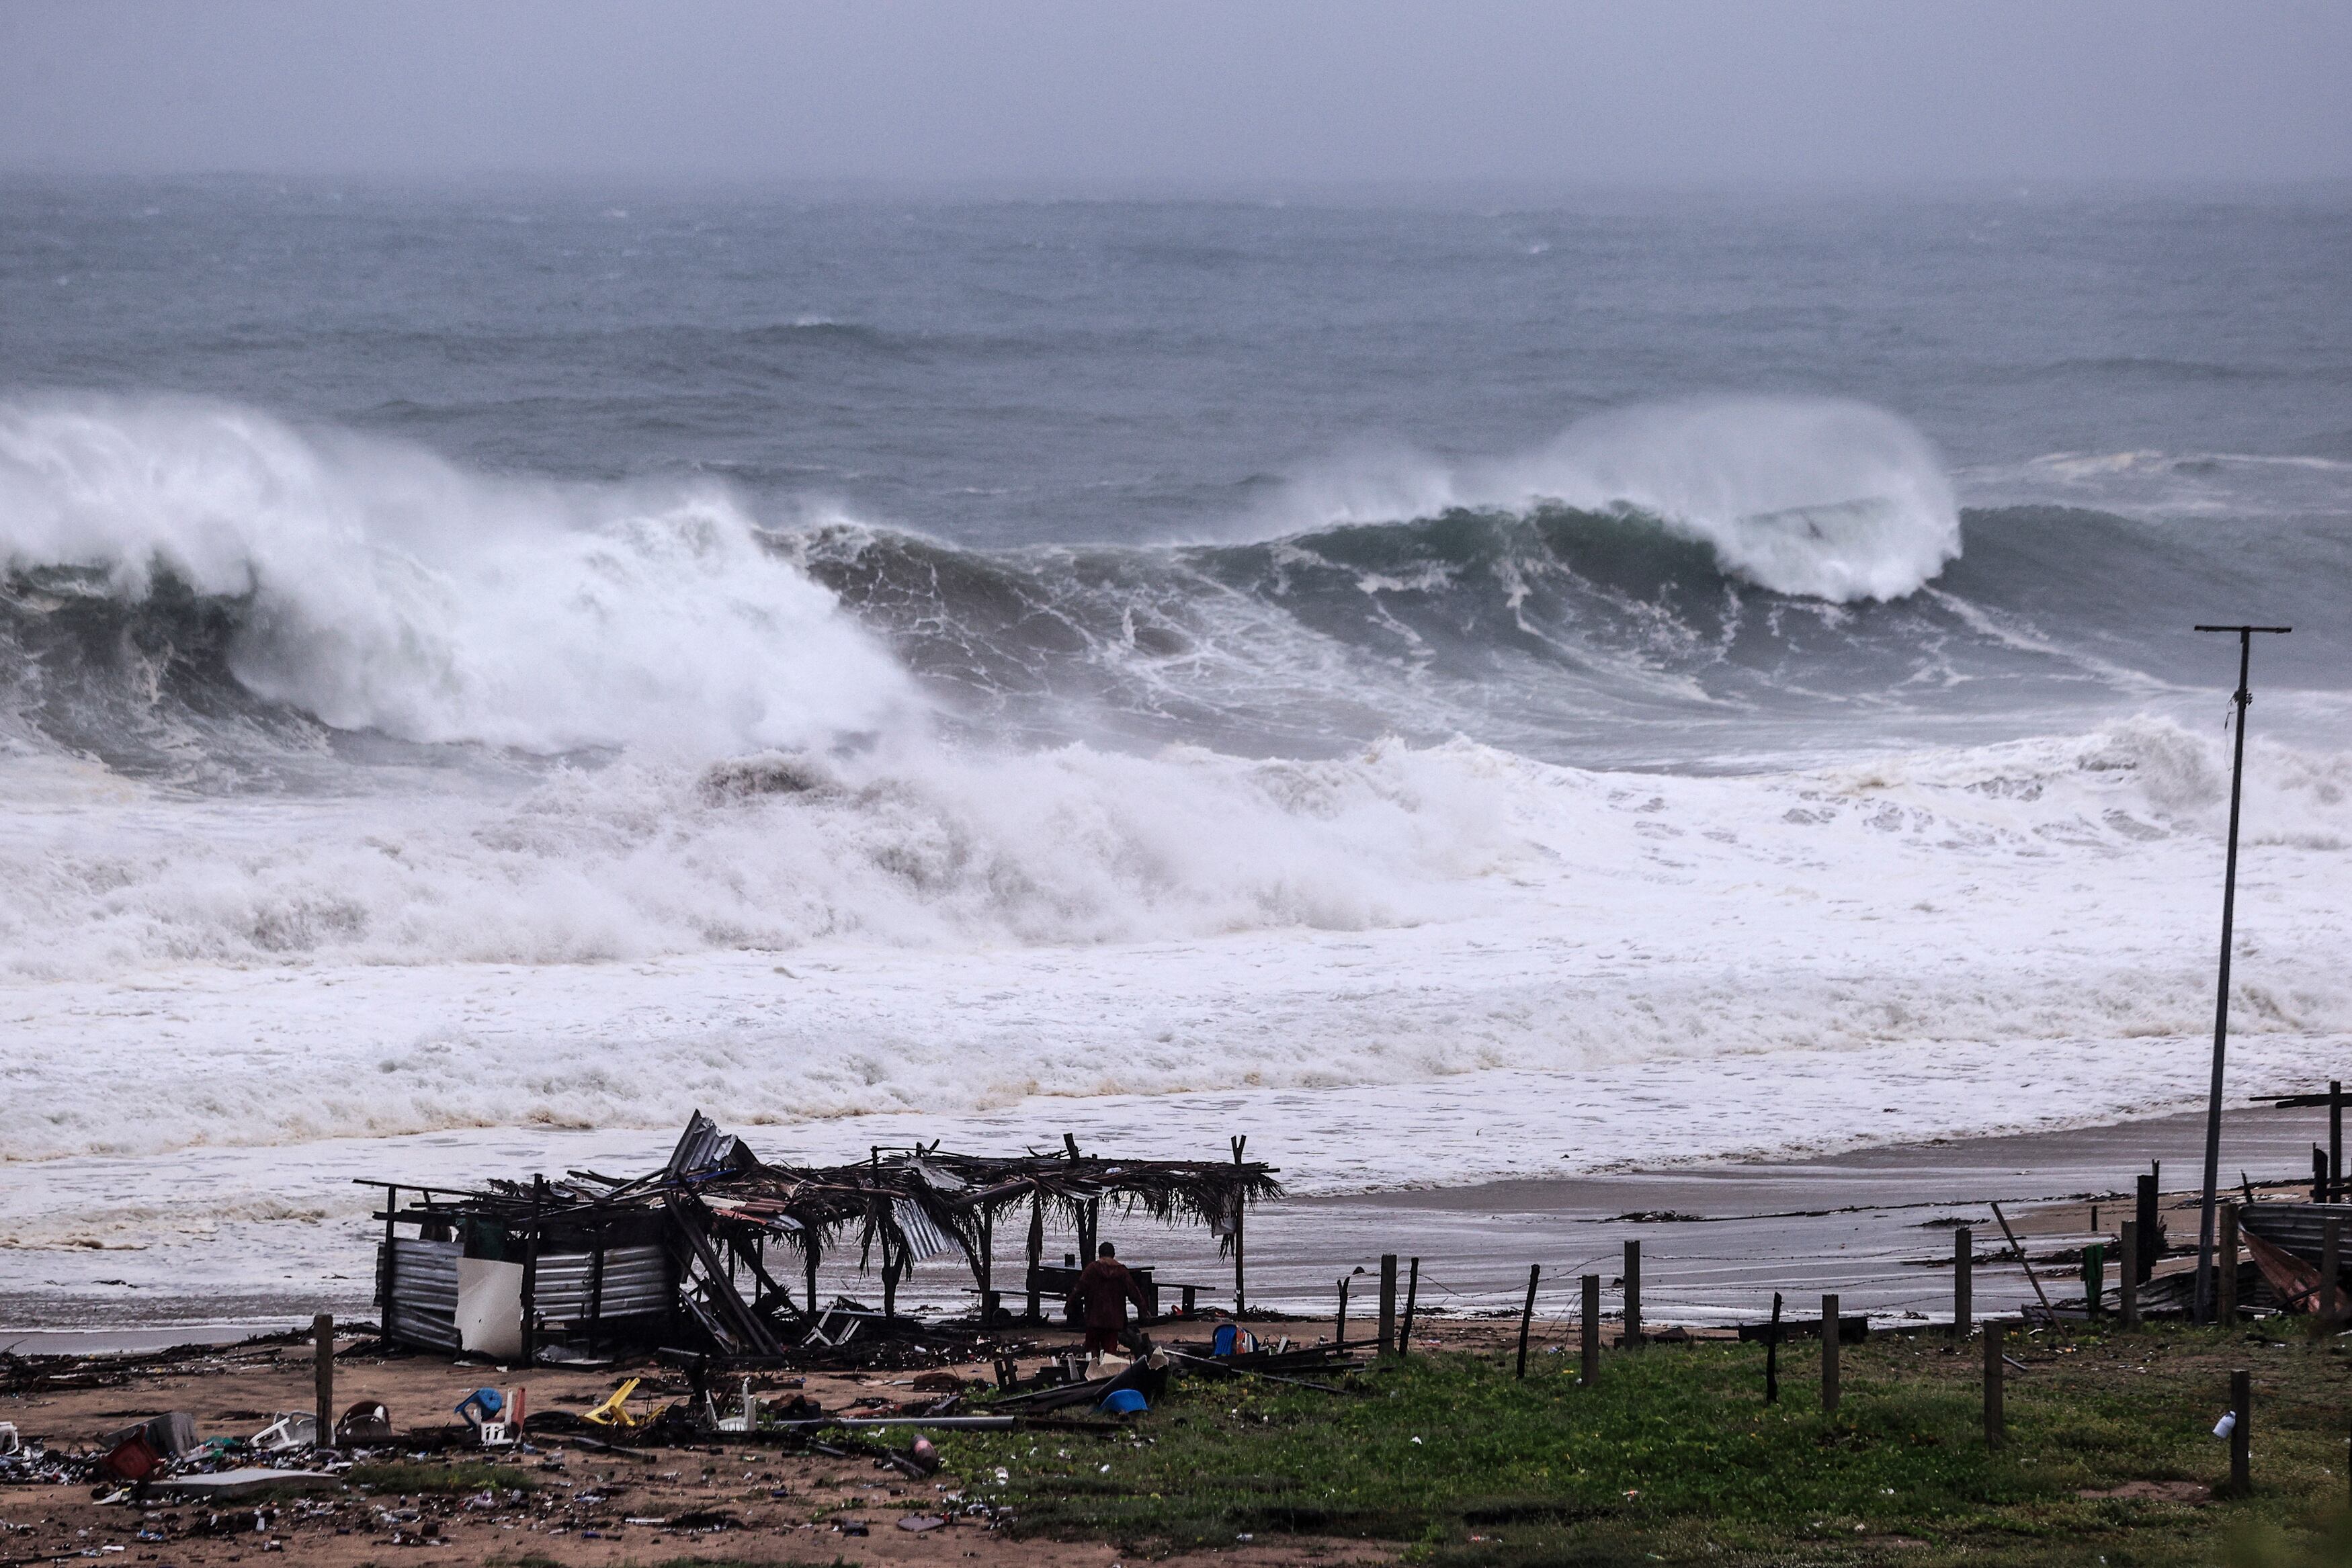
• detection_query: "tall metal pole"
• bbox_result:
[2191,623,2290,1321]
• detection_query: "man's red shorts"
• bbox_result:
[1083,1325,1123,1354]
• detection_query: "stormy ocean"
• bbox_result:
[3,181,2349,1323]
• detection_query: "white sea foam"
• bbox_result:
[1241,396,1961,601]
[0,395,915,753]
[0,399,2343,1311]
[2,716,2347,1167]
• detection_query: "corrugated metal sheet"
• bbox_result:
[534,1245,673,1320]
[893,1201,957,1264]
[384,1237,673,1346]
[382,1239,462,1350]
[667,1111,745,1180]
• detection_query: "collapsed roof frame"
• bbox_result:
[362,1112,1282,1360]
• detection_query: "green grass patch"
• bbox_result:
[941,1327,2352,1565]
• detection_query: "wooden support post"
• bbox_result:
[1764,1291,1783,1405]
[1580,1273,1600,1387]
[586,1245,607,1354]
[2218,1203,2239,1326]
[1954,1225,1973,1337]
[2136,1171,2158,1282]
[1335,1275,1351,1346]
[2333,1080,2344,1199]
[1623,1239,1642,1348]
[1231,1135,1248,1315]
[881,1234,900,1321]
[2317,1145,2330,1205]
[1026,1192,1044,1321]
[1515,1264,1540,1379]
[378,1185,399,1335]
[1400,1258,1421,1356]
[2085,1242,2105,1321]
[1821,1293,1841,1413]
[2230,1368,2252,1495]
[1376,1254,1398,1354]
[1983,1319,2005,1449]
[2324,1218,2342,1323]
[313,1313,334,1446]
[978,1210,994,1315]
[804,1239,821,1325]
[2119,1221,2140,1329]
[521,1174,545,1366]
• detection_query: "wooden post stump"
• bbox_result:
[1514,1264,1541,1379]
[2119,1221,2140,1329]
[313,1313,334,1446]
[1954,1225,1973,1338]
[1623,1239,1642,1348]
[1983,1319,2005,1449]
[1377,1254,1398,1354]
[1579,1273,1599,1386]
[2325,1219,2343,1323]
[2230,1368,2252,1495]
[1820,1293,1841,1413]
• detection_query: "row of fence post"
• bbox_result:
[1352,1211,2269,1491]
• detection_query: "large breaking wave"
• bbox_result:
[8,392,2321,783]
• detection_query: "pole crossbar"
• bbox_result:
[2191,623,2291,1323]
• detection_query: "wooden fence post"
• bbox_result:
[313,1313,334,1446]
[1954,1225,1972,1338]
[1515,1264,1540,1379]
[1335,1275,1351,1346]
[1821,1293,1841,1413]
[2119,1221,2140,1329]
[1580,1274,1599,1386]
[2325,1219,2342,1323]
[1983,1319,2005,1449]
[2084,1242,2105,1321]
[1231,1135,1248,1314]
[2230,1368,2252,1495]
[1399,1258,1421,1356]
[2218,1203,2239,1327]
[2136,1170,2159,1281]
[2333,1080,2344,1199]
[1378,1254,1398,1354]
[1623,1240,1642,1348]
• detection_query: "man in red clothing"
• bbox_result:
[1069,1241,1151,1356]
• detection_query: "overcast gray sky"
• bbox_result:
[2,0,2347,187]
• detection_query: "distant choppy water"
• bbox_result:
[1,183,2350,1264]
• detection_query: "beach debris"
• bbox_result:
[454,1385,524,1445]
[247,1412,317,1453]
[898,1512,947,1530]
[583,1376,647,1428]
[2242,1228,2322,1314]
[98,1412,199,1479]
[333,1401,392,1446]
[157,1469,340,1501]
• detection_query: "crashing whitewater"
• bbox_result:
[2,392,2348,1201]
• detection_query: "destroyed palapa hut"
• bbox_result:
[362,1115,1280,1362]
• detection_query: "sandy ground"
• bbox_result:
[6,1102,2336,1565]
[1,1323,1419,1567]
